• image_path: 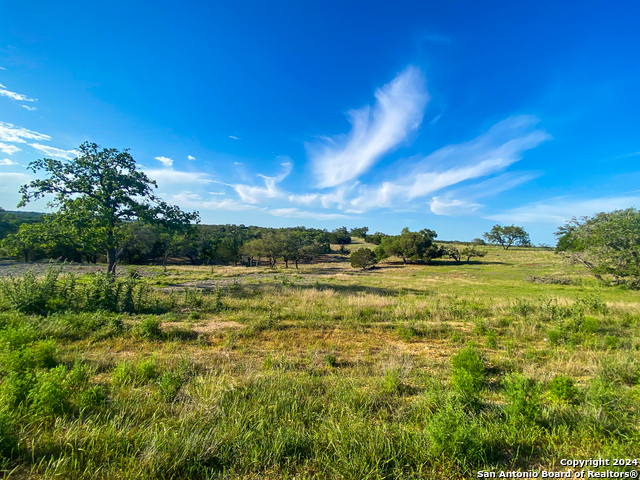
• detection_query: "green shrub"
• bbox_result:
[426,404,482,460]
[32,339,58,369]
[503,373,541,421]
[324,353,337,367]
[350,248,377,269]
[0,370,35,408]
[138,317,162,339]
[183,286,203,309]
[67,360,92,389]
[381,368,403,395]
[485,330,498,349]
[212,288,223,312]
[451,344,485,399]
[581,315,599,334]
[77,385,107,410]
[547,375,579,404]
[137,357,160,383]
[112,361,136,386]
[547,328,562,345]
[29,365,70,416]
[0,268,59,315]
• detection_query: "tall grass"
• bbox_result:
[0,253,639,479]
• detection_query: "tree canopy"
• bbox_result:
[350,247,377,269]
[483,225,530,249]
[555,208,640,287]
[17,142,199,273]
[374,227,440,263]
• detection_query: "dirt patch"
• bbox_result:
[162,319,244,335]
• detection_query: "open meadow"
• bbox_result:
[1,245,639,479]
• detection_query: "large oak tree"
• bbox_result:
[17,142,199,273]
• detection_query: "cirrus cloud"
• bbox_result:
[307,65,429,188]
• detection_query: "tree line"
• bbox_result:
[3,141,636,287]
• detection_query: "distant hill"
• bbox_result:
[0,208,46,240]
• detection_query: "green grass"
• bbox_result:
[0,246,639,479]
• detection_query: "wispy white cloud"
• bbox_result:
[0,158,19,166]
[485,195,640,224]
[0,122,50,143]
[0,142,21,155]
[21,105,37,111]
[0,172,31,182]
[348,115,550,211]
[288,193,319,206]
[307,65,429,188]
[429,197,483,216]
[171,191,257,211]
[232,161,292,204]
[270,208,352,220]
[30,143,78,160]
[145,169,214,185]
[0,83,36,102]
[229,135,240,140]
[187,155,196,161]
[155,156,174,167]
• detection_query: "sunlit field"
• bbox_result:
[1,245,639,479]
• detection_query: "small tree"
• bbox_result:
[483,225,530,249]
[350,226,369,240]
[17,142,199,274]
[460,245,487,263]
[350,247,377,270]
[443,246,462,263]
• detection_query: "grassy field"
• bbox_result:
[1,245,639,479]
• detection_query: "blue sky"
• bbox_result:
[1,1,639,244]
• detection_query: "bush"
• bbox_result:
[350,248,377,270]
[112,361,136,386]
[0,268,59,315]
[547,375,579,404]
[137,357,160,383]
[324,353,337,367]
[0,269,160,316]
[138,317,162,339]
[503,373,541,422]
[183,286,203,309]
[31,339,58,369]
[381,368,403,395]
[426,404,482,460]
[451,344,485,400]
[0,370,35,408]
[29,365,70,416]
[77,385,107,410]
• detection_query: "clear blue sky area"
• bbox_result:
[1,1,639,244]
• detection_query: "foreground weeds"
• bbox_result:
[0,250,639,479]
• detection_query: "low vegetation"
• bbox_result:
[0,244,638,479]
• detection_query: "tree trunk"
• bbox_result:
[107,247,117,274]
[295,259,299,269]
